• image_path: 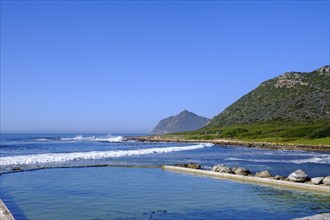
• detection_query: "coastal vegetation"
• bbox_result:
[170,121,330,145]
[169,66,330,146]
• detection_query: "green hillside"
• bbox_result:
[174,66,330,145]
[210,66,330,126]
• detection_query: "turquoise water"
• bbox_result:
[1,167,329,220]
[1,134,330,219]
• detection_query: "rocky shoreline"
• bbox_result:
[163,165,330,194]
[127,136,330,152]
[174,163,330,186]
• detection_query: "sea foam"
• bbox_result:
[60,135,124,142]
[0,143,214,166]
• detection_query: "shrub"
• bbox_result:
[306,126,330,139]
[222,128,248,137]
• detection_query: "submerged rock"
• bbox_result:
[255,170,271,178]
[311,177,324,185]
[322,176,330,185]
[232,167,251,176]
[288,169,308,182]
[175,163,201,169]
[212,164,233,174]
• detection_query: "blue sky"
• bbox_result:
[1,1,329,133]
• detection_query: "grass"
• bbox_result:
[167,121,330,146]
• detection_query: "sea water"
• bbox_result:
[0,134,329,219]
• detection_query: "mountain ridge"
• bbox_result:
[152,110,209,134]
[206,65,330,128]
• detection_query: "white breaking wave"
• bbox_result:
[225,156,330,164]
[60,135,124,143]
[61,135,86,141]
[94,136,124,142]
[34,138,52,142]
[0,143,214,166]
[290,157,330,164]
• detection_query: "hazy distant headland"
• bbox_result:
[152,110,209,134]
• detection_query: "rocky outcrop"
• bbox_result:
[174,163,201,169]
[212,164,233,174]
[174,164,330,188]
[12,167,22,172]
[152,110,209,134]
[274,72,310,88]
[322,176,330,185]
[311,177,324,185]
[255,170,271,178]
[318,66,330,75]
[288,170,309,182]
[232,167,251,176]
[166,165,330,194]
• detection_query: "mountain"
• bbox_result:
[152,110,209,134]
[194,66,330,142]
[207,65,330,127]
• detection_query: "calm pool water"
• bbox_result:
[1,167,329,220]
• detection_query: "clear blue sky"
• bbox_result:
[1,1,329,134]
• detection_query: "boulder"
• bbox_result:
[212,164,233,174]
[311,177,324,185]
[288,169,308,182]
[175,163,201,169]
[304,181,313,185]
[322,176,330,185]
[232,167,251,176]
[211,165,220,172]
[273,175,285,180]
[255,170,271,178]
[12,167,22,172]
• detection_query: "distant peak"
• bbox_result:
[152,110,209,134]
[179,110,195,116]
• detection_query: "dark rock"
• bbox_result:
[311,177,324,185]
[212,164,233,173]
[12,167,23,172]
[232,167,251,176]
[255,170,271,178]
[288,169,308,182]
[175,163,201,169]
[273,175,286,180]
[322,176,330,185]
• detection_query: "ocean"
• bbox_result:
[0,134,329,219]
